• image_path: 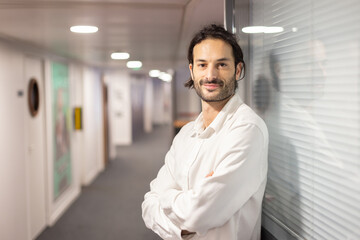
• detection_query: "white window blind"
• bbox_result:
[244,0,360,239]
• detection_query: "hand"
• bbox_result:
[205,170,214,178]
[181,230,195,236]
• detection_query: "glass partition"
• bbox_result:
[234,0,360,239]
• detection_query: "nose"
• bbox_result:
[205,64,218,80]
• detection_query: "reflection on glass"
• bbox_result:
[235,0,360,239]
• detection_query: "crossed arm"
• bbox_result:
[141,124,266,239]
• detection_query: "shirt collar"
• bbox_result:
[191,94,243,138]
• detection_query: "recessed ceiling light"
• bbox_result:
[264,26,284,33]
[70,25,98,33]
[242,26,266,33]
[149,70,160,77]
[126,61,142,69]
[111,52,130,60]
[159,72,172,82]
[242,26,284,34]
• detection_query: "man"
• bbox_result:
[142,24,268,240]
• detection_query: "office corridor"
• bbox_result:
[37,125,174,240]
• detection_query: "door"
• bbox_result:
[25,56,47,239]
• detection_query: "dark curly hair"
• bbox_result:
[184,24,245,88]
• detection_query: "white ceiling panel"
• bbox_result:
[0,0,224,73]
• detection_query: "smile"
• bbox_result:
[203,83,220,90]
[200,79,224,91]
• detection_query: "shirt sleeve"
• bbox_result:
[159,123,268,236]
[141,144,183,240]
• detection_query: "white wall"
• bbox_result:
[174,65,201,121]
[0,39,105,239]
[0,42,29,240]
[24,56,47,239]
[152,79,164,125]
[152,79,174,125]
[105,71,132,158]
[82,67,104,186]
[162,81,173,124]
[69,63,84,191]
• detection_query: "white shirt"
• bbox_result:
[142,94,269,240]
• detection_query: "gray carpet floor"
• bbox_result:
[37,125,173,240]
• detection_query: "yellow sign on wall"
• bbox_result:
[74,107,82,130]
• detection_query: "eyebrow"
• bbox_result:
[194,58,232,62]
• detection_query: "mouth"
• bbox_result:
[203,83,220,90]
[200,79,223,91]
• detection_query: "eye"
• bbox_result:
[219,63,227,68]
[197,63,206,68]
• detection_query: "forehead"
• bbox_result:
[193,38,234,60]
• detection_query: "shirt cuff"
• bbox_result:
[160,189,184,239]
[165,215,183,240]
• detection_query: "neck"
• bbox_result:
[201,94,233,129]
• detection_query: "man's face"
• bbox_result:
[189,38,241,102]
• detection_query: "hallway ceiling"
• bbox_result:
[0,0,224,74]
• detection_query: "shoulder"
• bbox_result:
[221,103,269,148]
[177,120,195,134]
[233,103,267,133]
[173,120,195,142]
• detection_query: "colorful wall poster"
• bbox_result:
[51,62,72,200]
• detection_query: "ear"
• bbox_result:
[236,62,242,80]
[189,64,194,80]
